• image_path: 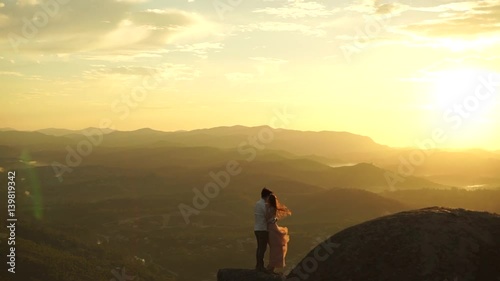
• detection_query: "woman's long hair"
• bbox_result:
[268,194,292,219]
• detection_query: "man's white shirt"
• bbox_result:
[254,198,268,231]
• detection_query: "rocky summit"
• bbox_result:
[217,268,285,281]
[286,207,500,281]
[219,207,500,281]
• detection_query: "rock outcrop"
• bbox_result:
[219,207,500,281]
[286,207,500,281]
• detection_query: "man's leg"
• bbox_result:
[254,231,269,270]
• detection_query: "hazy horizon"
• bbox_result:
[3,124,500,151]
[1,0,500,150]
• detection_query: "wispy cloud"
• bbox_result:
[0,71,23,77]
[0,1,215,54]
[82,63,200,81]
[174,42,224,59]
[253,1,339,18]
[404,1,500,37]
[239,21,325,36]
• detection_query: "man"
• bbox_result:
[254,187,273,272]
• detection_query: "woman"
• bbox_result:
[266,194,292,273]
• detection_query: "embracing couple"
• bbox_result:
[254,187,292,274]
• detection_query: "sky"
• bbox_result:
[1,0,500,149]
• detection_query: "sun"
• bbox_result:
[426,67,499,148]
[431,68,481,109]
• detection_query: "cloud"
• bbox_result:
[79,49,169,62]
[174,42,223,58]
[0,0,214,54]
[411,1,478,13]
[131,8,195,28]
[98,66,159,76]
[345,0,410,15]
[249,57,287,64]
[82,63,200,81]
[253,1,339,18]
[375,2,409,15]
[344,0,379,13]
[404,1,500,37]
[16,0,41,6]
[0,71,23,76]
[239,21,325,36]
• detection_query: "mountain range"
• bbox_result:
[0,126,499,280]
[2,125,499,189]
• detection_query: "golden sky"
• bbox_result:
[1,0,499,149]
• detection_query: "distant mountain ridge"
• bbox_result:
[2,126,499,188]
[0,127,448,192]
[5,125,388,157]
[37,127,115,136]
[0,131,73,147]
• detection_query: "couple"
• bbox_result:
[254,187,292,274]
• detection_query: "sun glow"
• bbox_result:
[431,68,482,108]
[435,37,500,52]
[428,68,499,148]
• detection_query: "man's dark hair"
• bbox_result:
[261,187,273,198]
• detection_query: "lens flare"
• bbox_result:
[21,149,43,220]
